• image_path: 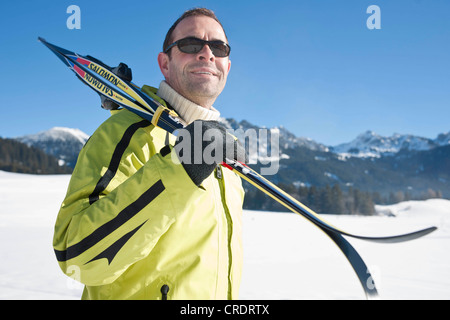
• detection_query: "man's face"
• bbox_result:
[158,15,231,109]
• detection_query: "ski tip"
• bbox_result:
[419,226,438,236]
[37,36,46,43]
[424,226,438,235]
[374,225,438,243]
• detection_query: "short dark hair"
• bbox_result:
[162,8,228,55]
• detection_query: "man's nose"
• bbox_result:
[197,44,215,62]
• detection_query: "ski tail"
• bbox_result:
[222,159,380,298]
[324,229,379,299]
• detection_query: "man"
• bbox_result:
[53,8,245,300]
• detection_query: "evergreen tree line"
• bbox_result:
[243,182,444,215]
[0,138,72,174]
[372,189,443,204]
[243,183,376,215]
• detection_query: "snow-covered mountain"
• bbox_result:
[8,123,450,197]
[331,130,440,159]
[221,118,329,152]
[220,118,329,163]
[13,123,450,169]
[214,121,450,197]
[222,119,449,160]
[16,127,89,168]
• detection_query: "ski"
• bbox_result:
[223,160,437,244]
[40,37,438,299]
[38,37,185,133]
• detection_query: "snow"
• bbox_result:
[1,170,450,300]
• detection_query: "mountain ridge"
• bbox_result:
[10,121,450,198]
[15,127,89,168]
[12,122,449,162]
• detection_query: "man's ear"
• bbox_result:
[157,52,170,78]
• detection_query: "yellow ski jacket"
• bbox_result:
[53,86,245,300]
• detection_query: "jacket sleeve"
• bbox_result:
[53,113,201,286]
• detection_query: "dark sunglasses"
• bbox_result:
[164,37,231,58]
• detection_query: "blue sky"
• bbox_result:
[1,0,449,146]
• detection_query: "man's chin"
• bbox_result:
[187,83,222,99]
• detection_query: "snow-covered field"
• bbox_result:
[1,170,449,300]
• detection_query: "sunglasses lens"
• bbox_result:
[209,42,230,57]
[178,38,204,54]
[177,38,230,57]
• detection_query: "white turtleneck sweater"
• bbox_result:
[157,81,221,125]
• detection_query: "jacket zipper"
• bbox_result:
[160,284,169,300]
[216,165,233,299]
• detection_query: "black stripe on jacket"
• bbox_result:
[89,119,151,205]
[55,179,165,262]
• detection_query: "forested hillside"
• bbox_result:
[0,138,72,174]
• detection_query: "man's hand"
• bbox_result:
[100,63,132,110]
[174,120,247,186]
